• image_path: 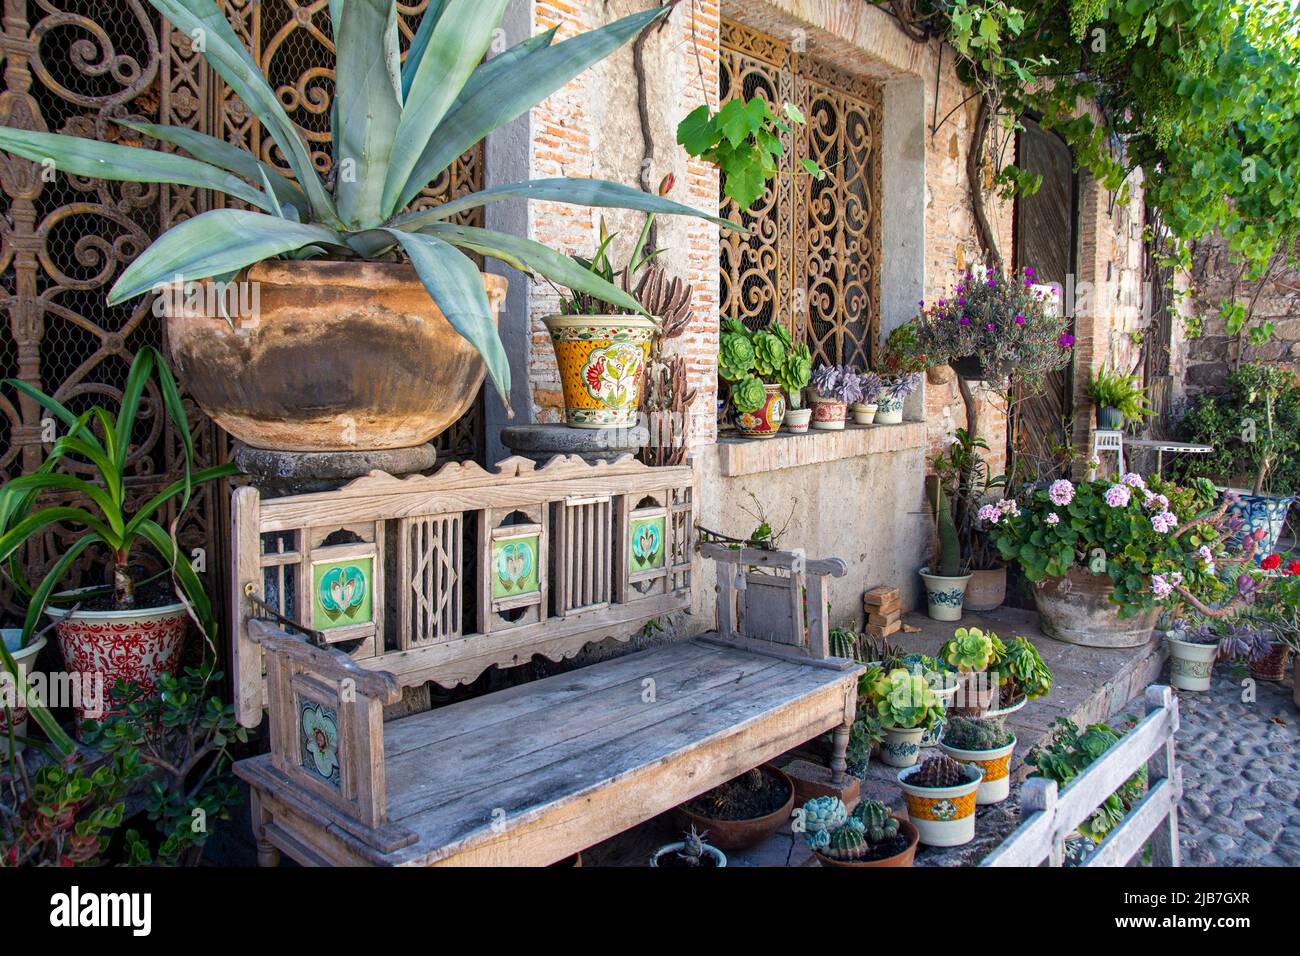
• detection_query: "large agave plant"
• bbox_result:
[0,0,735,407]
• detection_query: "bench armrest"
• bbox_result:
[699,542,848,659]
[248,618,401,830]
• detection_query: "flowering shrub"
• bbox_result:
[915,265,1072,394]
[989,473,1231,617]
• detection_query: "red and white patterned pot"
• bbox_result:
[809,393,848,430]
[48,601,188,731]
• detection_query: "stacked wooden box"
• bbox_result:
[862,586,900,637]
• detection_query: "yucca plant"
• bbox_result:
[0,1,735,407]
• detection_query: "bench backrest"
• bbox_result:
[231,454,694,728]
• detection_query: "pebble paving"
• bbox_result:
[1173,668,1298,867]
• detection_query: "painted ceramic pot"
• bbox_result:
[875,396,904,424]
[920,684,960,748]
[918,566,971,623]
[1249,642,1290,682]
[849,402,877,425]
[881,725,925,768]
[166,262,507,451]
[0,629,46,756]
[1166,634,1217,691]
[784,406,812,433]
[1097,406,1123,429]
[1221,489,1295,563]
[542,314,656,429]
[964,566,1007,612]
[735,383,788,438]
[939,735,1017,804]
[809,393,848,430]
[1033,566,1158,648]
[897,761,983,847]
[48,601,188,731]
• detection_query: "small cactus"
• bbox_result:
[800,795,848,847]
[681,825,706,865]
[826,825,867,860]
[942,715,1012,751]
[910,754,971,788]
[851,799,900,845]
[743,767,765,791]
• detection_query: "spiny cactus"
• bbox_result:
[910,754,973,788]
[928,475,962,577]
[851,799,901,845]
[829,626,859,660]
[942,716,1013,751]
[826,825,867,860]
[743,767,765,791]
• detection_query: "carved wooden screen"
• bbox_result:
[718,19,883,369]
[0,1,485,619]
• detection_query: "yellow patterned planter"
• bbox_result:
[939,736,1016,805]
[543,314,656,428]
[897,762,983,847]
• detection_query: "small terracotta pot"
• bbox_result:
[675,765,795,850]
[734,383,788,438]
[809,393,848,430]
[1249,643,1291,682]
[813,818,920,867]
[964,566,1007,612]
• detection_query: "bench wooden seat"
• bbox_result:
[229,455,860,866]
[237,636,859,865]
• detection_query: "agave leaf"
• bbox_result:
[379,228,509,403]
[395,6,667,212]
[419,222,649,317]
[449,27,557,113]
[400,0,451,98]
[145,0,338,225]
[392,177,743,233]
[334,0,402,229]
[108,210,345,304]
[114,119,307,209]
[0,125,275,213]
[382,0,511,218]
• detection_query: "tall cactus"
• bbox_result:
[927,475,962,577]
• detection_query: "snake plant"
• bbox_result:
[0,1,735,408]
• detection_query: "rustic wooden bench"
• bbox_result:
[229,455,862,866]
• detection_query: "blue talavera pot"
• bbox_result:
[1221,489,1295,562]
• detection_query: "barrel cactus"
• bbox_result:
[942,715,1013,751]
[826,825,867,861]
[910,754,972,788]
[851,799,900,844]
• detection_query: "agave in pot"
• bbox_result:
[0,1,735,452]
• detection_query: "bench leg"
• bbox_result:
[830,719,851,787]
[250,789,281,868]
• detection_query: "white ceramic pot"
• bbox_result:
[849,402,877,425]
[784,406,812,433]
[809,394,848,430]
[881,725,925,767]
[920,685,959,748]
[1,629,47,756]
[1166,633,1217,692]
[918,566,972,622]
[649,841,727,867]
[898,762,983,847]
[939,736,1017,804]
[875,396,904,424]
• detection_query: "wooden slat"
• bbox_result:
[1085,773,1181,868]
[981,777,1060,867]
[232,485,264,727]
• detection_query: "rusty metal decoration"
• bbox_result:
[718,19,882,370]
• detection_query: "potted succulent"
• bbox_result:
[850,371,884,424]
[0,3,731,452]
[897,754,984,847]
[808,364,863,431]
[862,665,944,768]
[719,319,809,438]
[675,764,795,850]
[939,626,1001,714]
[938,716,1017,804]
[919,478,974,621]
[1087,364,1155,430]
[779,339,815,433]
[0,349,237,733]
[875,372,921,425]
[649,824,726,867]
[1164,623,1221,692]
[0,626,46,756]
[799,796,920,867]
[931,429,1010,611]
[883,651,959,747]
[990,635,1054,713]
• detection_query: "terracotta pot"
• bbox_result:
[809,393,848,430]
[918,566,971,622]
[1032,566,1159,648]
[947,670,999,716]
[1250,643,1291,682]
[543,314,656,428]
[674,765,795,850]
[939,735,1017,804]
[784,406,812,433]
[165,261,507,452]
[875,395,904,424]
[898,761,983,847]
[734,383,788,438]
[0,630,47,755]
[813,818,920,867]
[964,566,1007,612]
[48,600,188,730]
[1167,634,1217,692]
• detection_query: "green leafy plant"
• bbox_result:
[993,635,1053,702]
[864,666,943,731]
[1087,365,1155,426]
[677,98,822,211]
[940,626,999,673]
[931,429,1009,572]
[0,2,735,408]
[718,318,809,414]
[0,348,237,752]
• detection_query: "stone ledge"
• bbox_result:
[716,421,926,477]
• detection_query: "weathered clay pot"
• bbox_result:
[813,818,920,867]
[674,765,795,850]
[543,314,655,428]
[1032,566,1159,648]
[165,262,507,452]
[48,601,188,731]
[964,566,1007,612]
[1250,642,1291,682]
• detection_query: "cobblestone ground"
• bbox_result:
[1175,668,1298,867]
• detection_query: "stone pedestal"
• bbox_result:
[233,442,438,496]
[500,423,648,465]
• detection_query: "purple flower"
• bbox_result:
[986,323,995,331]
[1122,472,1146,490]
[938,299,946,306]
[919,300,925,307]
[1048,479,1075,507]
[1015,314,1025,325]
[1151,511,1178,534]
[1059,333,1075,347]
[1104,484,1131,508]
[1025,267,1034,277]
[1045,512,1060,525]
[959,316,971,326]
[978,503,1000,524]
[1151,574,1173,599]
[988,278,997,287]
[957,297,966,306]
